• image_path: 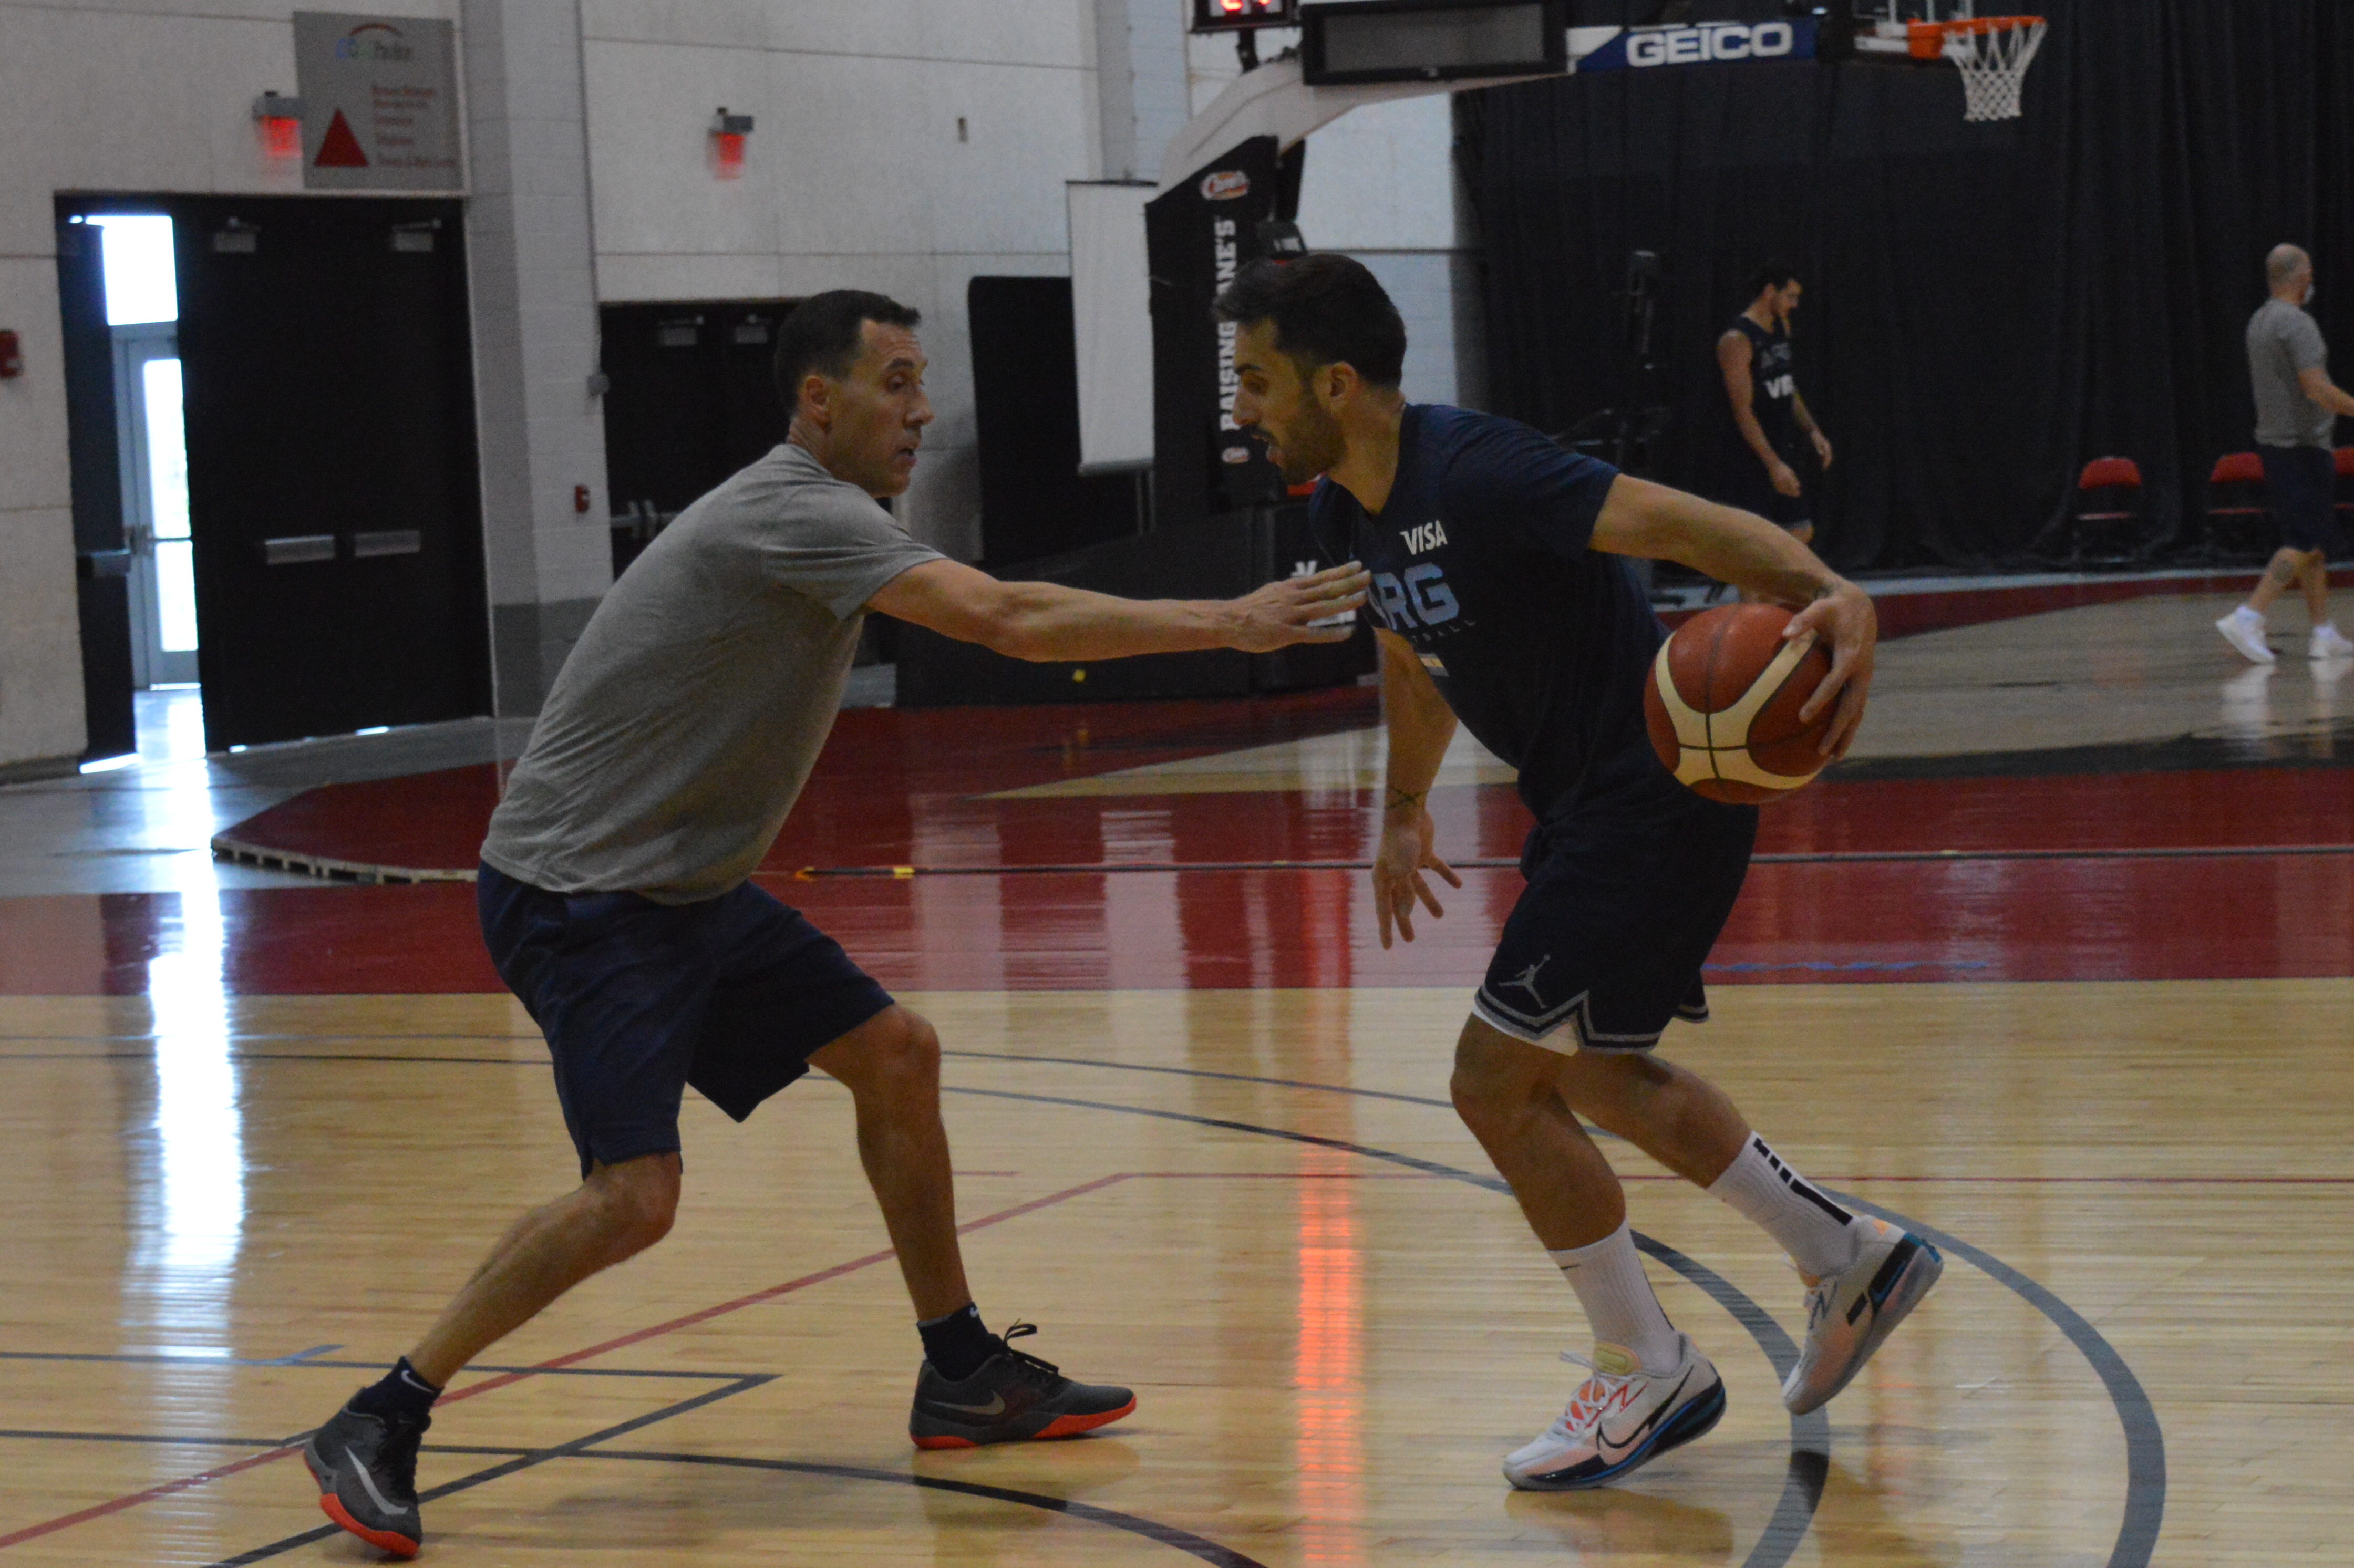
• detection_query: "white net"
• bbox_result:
[1943,17,2046,122]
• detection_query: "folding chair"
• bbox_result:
[2191,451,2270,564]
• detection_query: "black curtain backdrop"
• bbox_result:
[1459,2,2354,569]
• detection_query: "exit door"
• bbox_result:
[171,195,489,750]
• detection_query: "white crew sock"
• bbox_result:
[2233,604,2266,625]
[1548,1221,1681,1375]
[1708,1134,1861,1278]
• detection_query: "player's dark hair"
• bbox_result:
[1747,261,1801,301]
[1213,253,1407,389]
[773,290,923,417]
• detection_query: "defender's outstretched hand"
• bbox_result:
[1373,806,1462,949]
[1223,563,1371,651]
[1781,581,1876,758]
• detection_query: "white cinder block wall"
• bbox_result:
[578,1,1115,563]
[0,0,1470,770]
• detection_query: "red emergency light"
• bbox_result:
[710,108,755,179]
[252,92,305,160]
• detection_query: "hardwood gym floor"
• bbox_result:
[1,584,2348,1565]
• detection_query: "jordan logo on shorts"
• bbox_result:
[1501,956,1550,1006]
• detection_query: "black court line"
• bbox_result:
[944,1085,1830,1568]
[205,1374,776,1567]
[947,1048,1457,1110]
[579,1451,1271,1568]
[1830,1192,2166,1568]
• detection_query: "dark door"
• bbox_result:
[599,300,795,573]
[171,195,488,749]
[967,276,1142,566]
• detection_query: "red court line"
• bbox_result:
[0,1173,1131,1552]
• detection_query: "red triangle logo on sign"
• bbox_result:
[315,109,369,168]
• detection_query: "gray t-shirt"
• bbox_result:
[2247,297,2334,449]
[481,443,942,903]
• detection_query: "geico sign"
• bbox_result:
[1626,21,1794,66]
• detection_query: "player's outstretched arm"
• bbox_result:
[868,559,1369,662]
[1591,474,1876,759]
[1371,630,1462,950]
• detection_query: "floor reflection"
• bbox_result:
[123,747,244,1352]
[1295,1149,1363,1567]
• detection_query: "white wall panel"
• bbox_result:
[578,1,1100,558]
[1296,93,1463,252]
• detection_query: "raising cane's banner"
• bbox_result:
[1145,135,1289,529]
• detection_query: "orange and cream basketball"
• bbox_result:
[1644,603,1837,804]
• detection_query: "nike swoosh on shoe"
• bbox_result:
[931,1393,1008,1417]
[346,1448,405,1516]
[1594,1371,1692,1462]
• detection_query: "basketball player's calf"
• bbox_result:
[1451,1020,1941,1491]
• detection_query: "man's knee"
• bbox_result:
[1450,1018,1563,1134]
[586,1153,679,1256]
[819,1005,942,1107]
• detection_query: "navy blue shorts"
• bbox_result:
[1722,468,1812,534]
[2260,444,2345,555]
[478,863,896,1177]
[1474,791,1758,1053]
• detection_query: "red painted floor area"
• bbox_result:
[5,849,2347,997]
[217,700,2354,878]
[23,694,2353,997]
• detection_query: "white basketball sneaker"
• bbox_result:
[1782,1215,1944,1415]
[1502,1336,1726,1491]
[2309,624,2354,661]
[2215,608,2276,664]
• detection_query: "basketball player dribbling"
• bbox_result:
[299,290,1370,1557]
[1218,254,1942,1491]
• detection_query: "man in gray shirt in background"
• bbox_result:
[2217,243,2354,663]
[302,290,1370,1558]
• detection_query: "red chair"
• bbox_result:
[2060,456,2146,566]
[2196,451,2270,563]
[2336,447,2353,526]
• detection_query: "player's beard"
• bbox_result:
[1267,401,1345,486]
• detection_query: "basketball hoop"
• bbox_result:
[1908,15,2045,122]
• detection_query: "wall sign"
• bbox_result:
[293,13,462,190]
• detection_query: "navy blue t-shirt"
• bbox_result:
[1310,404,1675,821]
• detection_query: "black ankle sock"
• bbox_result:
[918,1304,998,1381]
[350,1357,442,1425]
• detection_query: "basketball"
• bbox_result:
[1644,604,1839,804]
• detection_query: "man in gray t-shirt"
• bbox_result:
[302,291,1370,1556]
[2217,244,2354,664]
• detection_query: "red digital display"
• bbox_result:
[1191,0,1297,32]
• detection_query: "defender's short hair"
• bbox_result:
[1213,254,1406,389]
[2266,243,2311,287]
[1748,261,1801,300]
[773,290,922,416]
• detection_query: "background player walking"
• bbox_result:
[1718,262,1834,548]
[1218,254,1940,1492]
[300,290,1368,1557]
[2215,243,2354,664]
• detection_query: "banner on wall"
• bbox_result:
[293,13,462,190]
[1145,135,1290,530]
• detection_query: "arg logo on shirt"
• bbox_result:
[1626,20,1794,66]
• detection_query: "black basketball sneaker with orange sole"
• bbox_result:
[303,1401,428,1558]
[909,1322,1135,1449]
